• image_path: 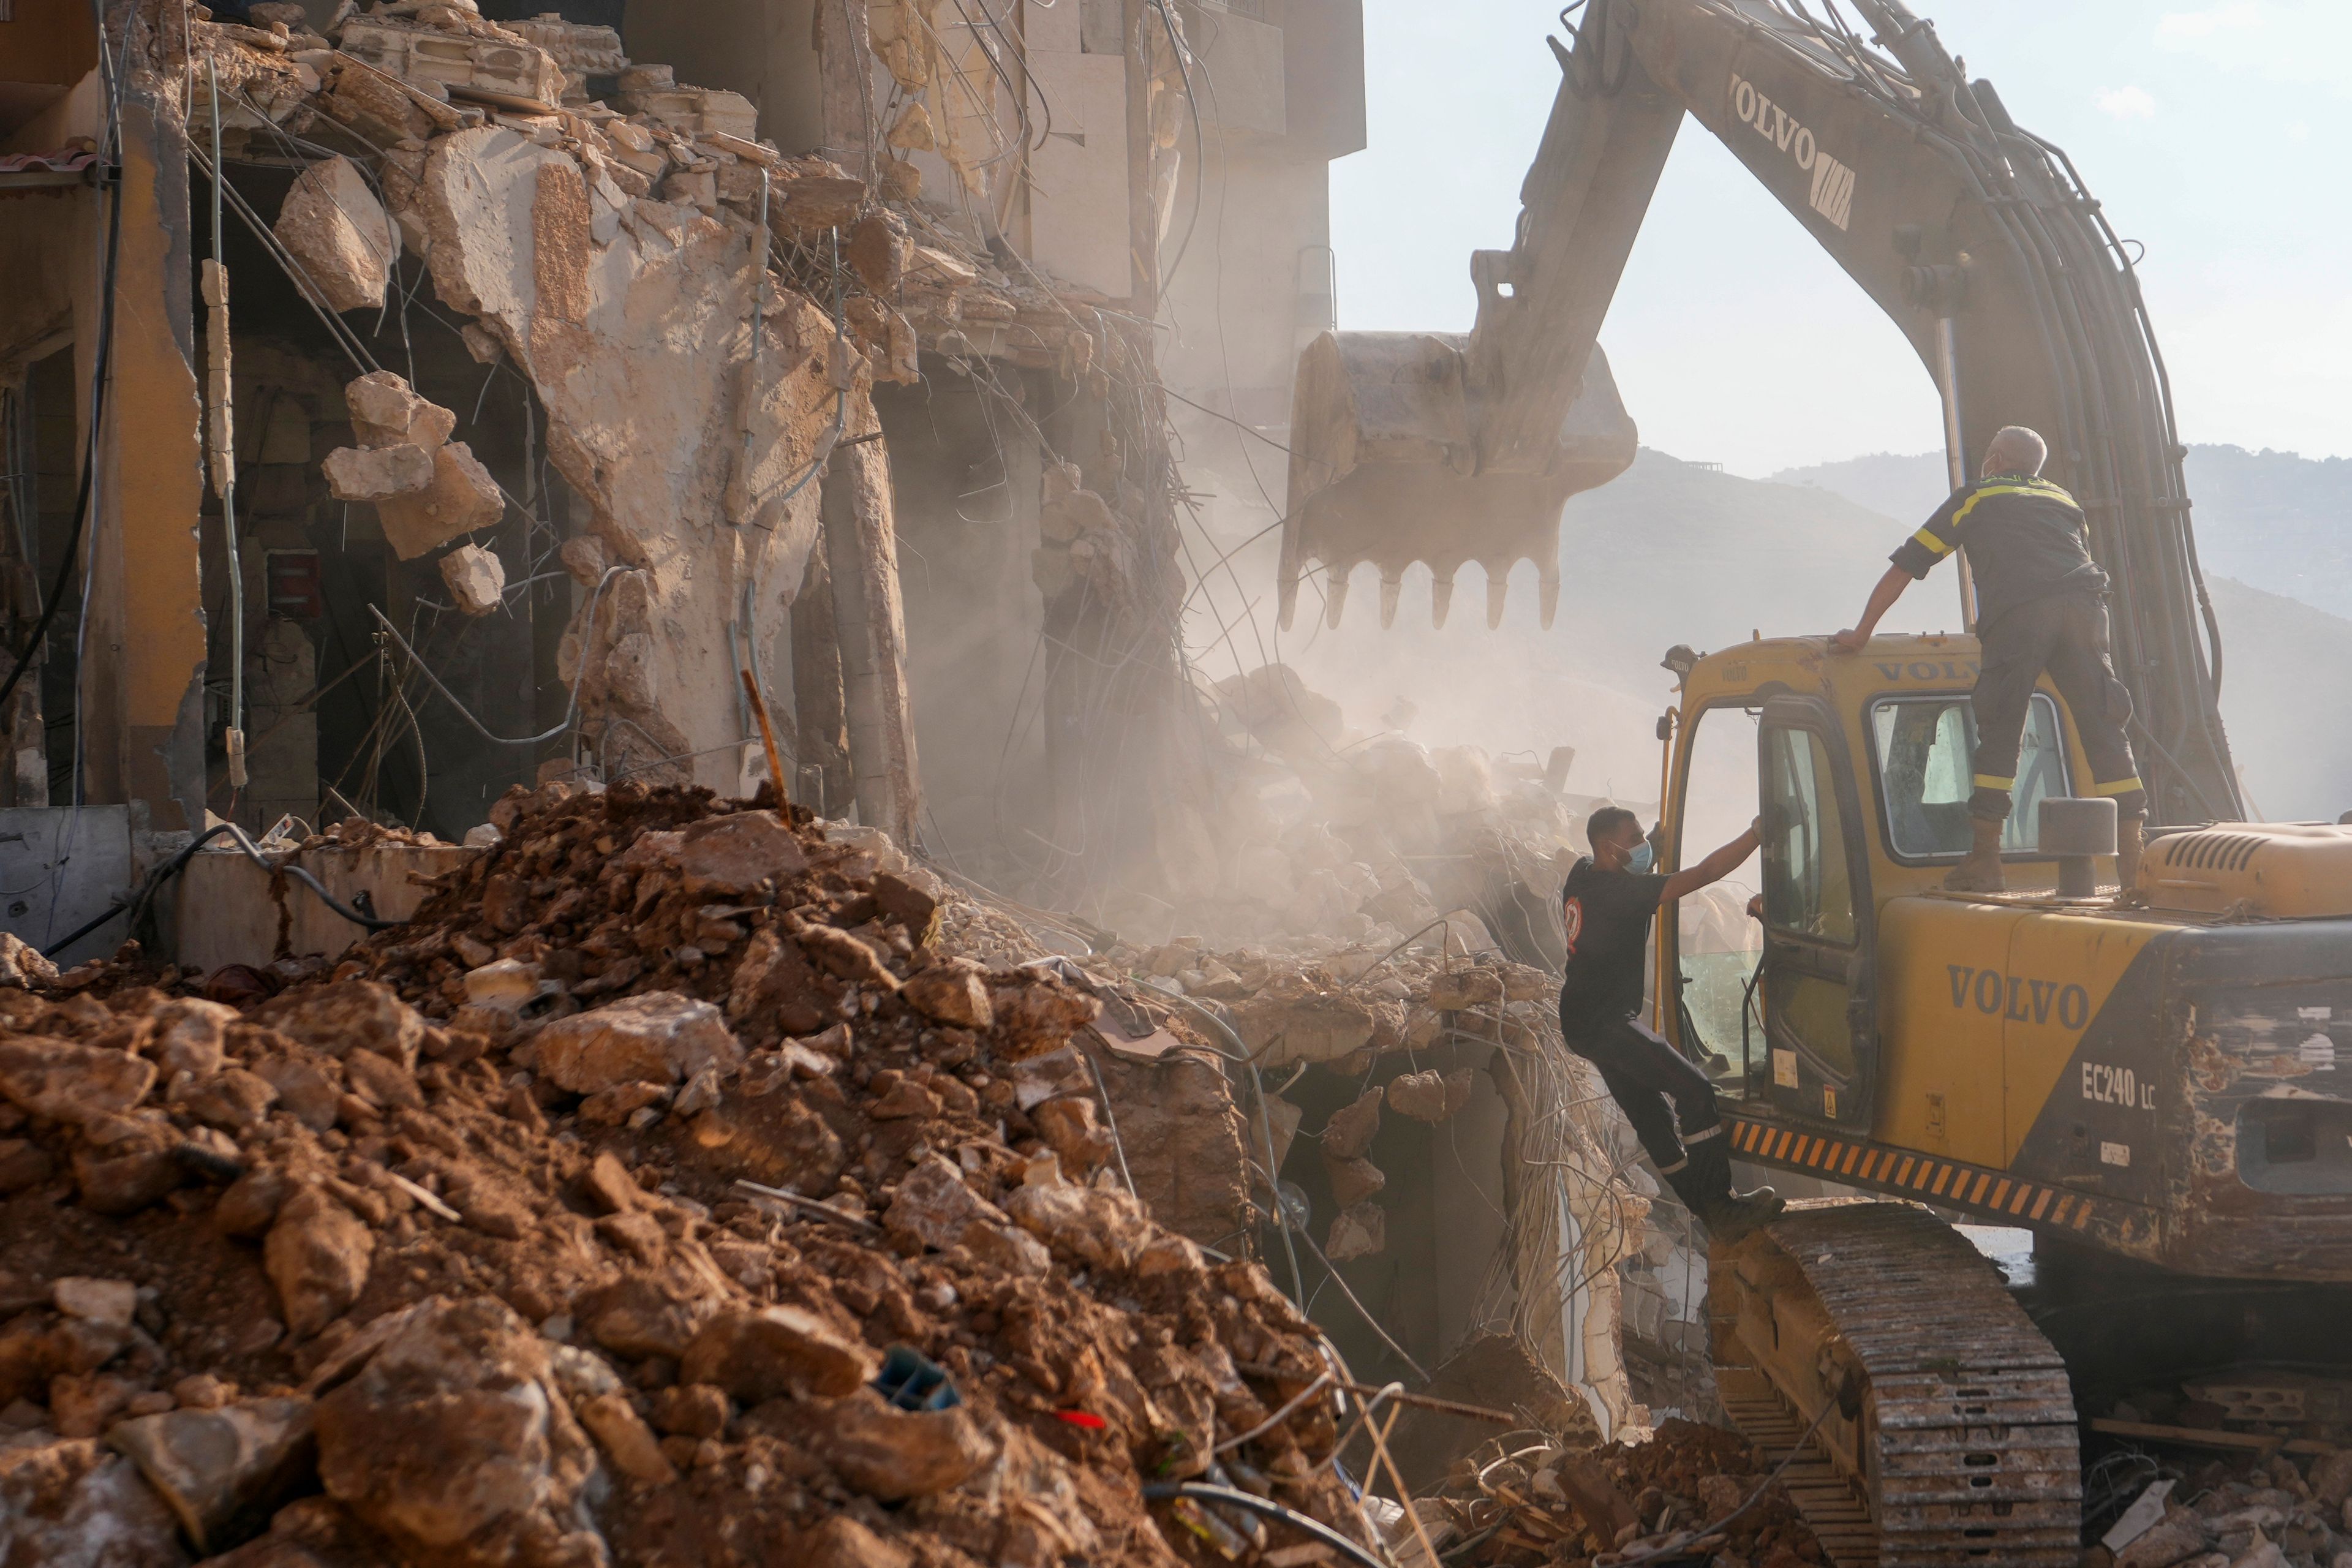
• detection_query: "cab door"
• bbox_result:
[1757,696,1879,1129]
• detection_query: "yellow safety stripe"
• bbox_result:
[1973,774,2015,790]
[1727,1115,2098,1235]
[2091,776,2146,796]
[1910,526,1956,557]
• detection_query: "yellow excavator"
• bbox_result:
[1283,2,2352,1562]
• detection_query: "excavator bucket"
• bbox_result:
[1279,331,1637,631]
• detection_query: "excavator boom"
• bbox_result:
[1284,0,2242,825]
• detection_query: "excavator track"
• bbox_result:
[1709,1201,2081,1567]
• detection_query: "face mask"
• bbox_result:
[1627,842,1655,875]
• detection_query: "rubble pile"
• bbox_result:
[2097,1448,2352,1568]
[0,782,1387,1567]
[1401,1419,1822,1568]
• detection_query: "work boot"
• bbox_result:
[1672,1137,1785,1243]
[2114,814,2147,905]
[1944,816,2008,892]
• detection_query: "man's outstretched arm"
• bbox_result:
[1661,820,1761,903]
[1832,565,1913,652]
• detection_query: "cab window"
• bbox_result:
[1762,727,1855,944]
[1871,693,2068,859]
[1675,706,1764,1062]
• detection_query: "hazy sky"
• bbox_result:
[1330,1,2352,476]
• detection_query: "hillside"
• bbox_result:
[1281,448,2352,822]
[1771,445,2352,620]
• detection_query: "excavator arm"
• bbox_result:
[1284,0,2241,824]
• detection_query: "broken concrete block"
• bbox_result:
[884,1153,1008,1252]
[1324,1155,1386,1209]
[572,1391,675,1485]
[323,442,435,500]
[52,1276,137,1329]
[1326,1201,1385,1261]
[1387,1066,1476,1124]
[274,154,398,313]
[0,1438,189,1568]
[263,1186,374,1339]
[0,1036,156,1126]
[533,991,744,1094]
[338,17,567,109]
[1004,1182,1150,1273]
[679,1306,877,1403]
[438,543,506,614]
[618,81,758,140]
[813,1391,994,1501]
[0,931,57,987]
[902,960,992,1030]
[376,440,503,559]
[257,979,428,1069]
[107,1396,317,1554]
[153,998,236,1081]
[344,371,456,452]
[676,810,807,895]
[1031,1095,1115,1175]
[1319,1084,1382,1161]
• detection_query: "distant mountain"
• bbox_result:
[1770,446,2352,620]
[1278,448,2351,821]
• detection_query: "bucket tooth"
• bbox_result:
[1431,574,1455,629]
[1539,562,1559,630]
[1379,571,1402,629]
[1485,567,1510,630]
[1324,564,1351,629]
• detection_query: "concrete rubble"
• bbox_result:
[0,784,1381,1566]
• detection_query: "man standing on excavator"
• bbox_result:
[1561,807,1783,1239]
[1832,425,2147,894]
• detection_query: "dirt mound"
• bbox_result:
[0,782,1373,1567]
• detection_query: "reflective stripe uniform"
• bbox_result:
[1890,474,2145,821]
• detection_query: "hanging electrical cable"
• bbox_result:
[205,58,249,795]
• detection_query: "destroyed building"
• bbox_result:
[0,2,1767,1565]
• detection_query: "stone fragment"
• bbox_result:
[1003,1182,1150,1272]
[870,868,941,939]
[153,998,236,1080]
[578,1277,706,1361]
[1030,1095,1114,1174]
[438,543,506,615]
[74,1140,184,1215]
[107,1396,317,1554]
[902,960,992,1029]
[813,1391,993,1501]
[650,1382,728,1438]
[533,991,743,1094]
[960,1221,1050,1278]
[322,442,434,500]
[274,155,398,312]
[264,1188,375,1339]
[179,1066,279,1132]
[172,1374,232,1411]
[0,1137,55,1192]
[0,1438,189,1567]
[884,1153,1007,1252]
[573,1392,676,1485]
[342,1049,421,1111]
[344,371,456,451]
[1427,967,1504,1011]
[215,1167,290,1238]
[377,441,504,560]
[0,931,58,987]
[579,1151,640,1215]
[675,810,806,895]
[1324,1155,1386,1209]
[679,1306,876,1403]
[255,980,426,1069]
[802,1513,911,1568]
[1326,1201,1385,1261]
[578,1080,668,1126]
[867,1077,938,1121]
[793,919,901,992]
[1387,1066,1475,1123]
[2117,1506,2208,1568]
[252,1057,337,1131]
[0,1035,156,1125]
[315,1295,601,1568]
[53,1276,137,1329]
[51,1370,138,1437]
[1319,1085,1383,1160]
[2314,1450,2352,1508]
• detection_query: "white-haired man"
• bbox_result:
[1833,426,2146,893]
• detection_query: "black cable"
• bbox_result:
[40,821,402,959]
[1140,1483,1386,1568]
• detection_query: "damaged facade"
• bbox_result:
[0,3,1742,1564]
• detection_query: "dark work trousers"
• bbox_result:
[1562,1012,1724,1178]
[1969,590,2146,823]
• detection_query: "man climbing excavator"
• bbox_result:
[1285,2,2352,1562]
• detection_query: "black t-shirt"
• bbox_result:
[1887,473,2109,627]
[1558,856,1671,1033]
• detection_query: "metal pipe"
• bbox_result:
[1932,315,1977,633]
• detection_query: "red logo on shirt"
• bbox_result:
[1562,896,1584,957]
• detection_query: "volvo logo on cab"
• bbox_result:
[1728,74,1856,230]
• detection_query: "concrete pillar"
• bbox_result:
[820,437,919,845]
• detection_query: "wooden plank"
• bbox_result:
[2088,1417,2340,1457]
